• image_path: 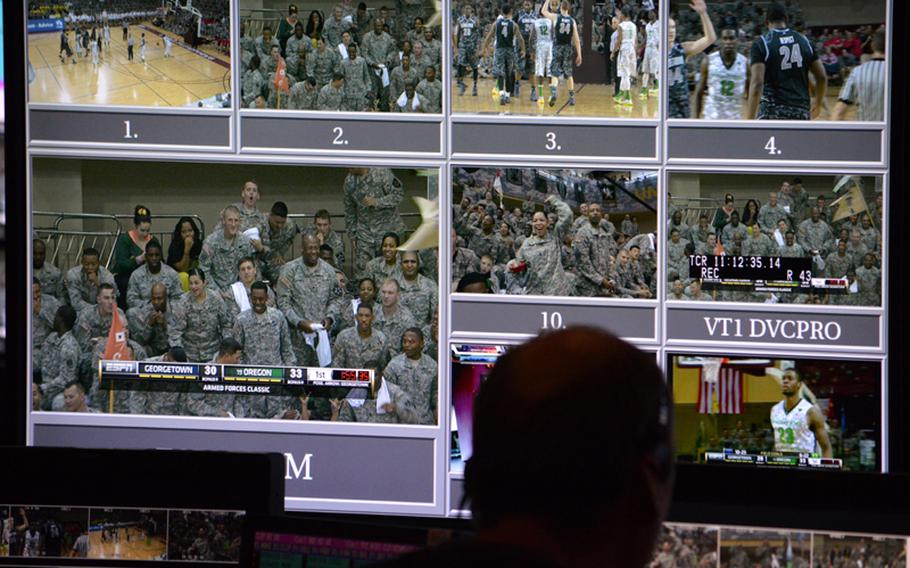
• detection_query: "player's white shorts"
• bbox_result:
[535,42,553,76]
[618,47,636,79]
[641,46,659,76]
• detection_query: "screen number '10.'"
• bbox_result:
[333,127,349,146]
[541,311,565,330]
[123,120,139,139]
[764,136,782,156]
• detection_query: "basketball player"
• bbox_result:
[103,21,111,49]
[482,4,526,106]
[615,5,637,106]
[91,34,100,66]
[59,29,76,64]
[695,26,749,119]
[140,32,147,63]
[453,4,480,96]
[515,0,537,97]
[746,2,826,120]
[769,369,833,457]
[127,32,134,61]
[531,5,554,104]
[541,0,581,107]
[74,28,85,58]
[667,0,716,118]
[640,10,660,99]
[164,35,173,58]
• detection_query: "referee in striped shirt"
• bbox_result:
[833,27,886,121]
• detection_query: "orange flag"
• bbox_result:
[274,56,290,93]
[103,305,130,361]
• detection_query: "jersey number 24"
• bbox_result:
[779,44,803,70]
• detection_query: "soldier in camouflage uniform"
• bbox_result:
[305,209,346,270]
[845,230,870,269]
[789,180,810,226]
[398,251,437,327]
[73,284,126,353]
[688,215,711,247]
[797,207,834,257]
[336,373,419,423]
[451,228,481,288]
[422,27,441,70]
[33,279,61,370]
[666,229,690,283]
[344,167,407,277]
[456,209,501,261]
[242,55,266,107]
[198,206,256,292]
[512,195,574,296]
[288,77,319,110]
[742,226,778,257]
[33,239,65,301]
[613,249,650,298]
[341,44,374,111]
[720,211,749,247]
[276,234,343,366]
[223,256,277,320]
[89,334,147,414]
[322,6,351,48]
[573,203,617,297]
[232,283,297,418]
[758,192,789,235]
[415,65,442,113]
[333,303,390,372]
[317,73,345,110]
[362,19,396,110]
[126,241,183,308]
[332,277,376,333]
[264,201,299,284]
[126,282,173,358]
[667,211,690,242]
[168,269,232,362]
[185,338,244,417]
[825,241,853,279]
[858,214,880,256]
[228,181,271,259]
[777,231,805,258]
[422,310,438,359]
[65,248,118,313]
[383,328,437,425]
[687,279,714,301]
[254,26,280,62]
[695,233,719,256]
[285,22,312,79]
[127,347,189,416]
[374,278,417,357]
[668,279,687,301]
[389,55,420,105]
[855,253,881,306]
[364,232,404,287]
[310,38,342,88]
[37,305,80,411]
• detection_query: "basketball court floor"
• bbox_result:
[28,24,231,106]
[88,526,166,560]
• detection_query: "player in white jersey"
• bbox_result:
[103,23,111,49]
[531,12,554,104]
[695,27,749,119]
[164,35,174,58]
[615,5,637,106]
[769,369,832,457]
[140,33,147,62]
[91,35,100,66]
[640,11,660,99]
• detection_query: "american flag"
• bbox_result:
[697,366,744,414]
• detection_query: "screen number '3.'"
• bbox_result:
[545,132,562,151]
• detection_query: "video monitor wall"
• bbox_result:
[20,0,891,518]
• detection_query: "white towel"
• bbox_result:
[396,91,420,110]
[378,64,390,87]
[243,227,260,241]
[231,282,251,313]
[375,379,392,414]
[338,43,348,59]
[346,387,368,408]
[303,323,332,367]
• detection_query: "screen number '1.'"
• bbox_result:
[123,120,138,139]
[765,136,781,156]
[541,311,565,330]
[333,127,348,146]
[545,132,562,151]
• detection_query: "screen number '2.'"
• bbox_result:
[332,126,349,146]
[541,311,565,330]
[123,120,139,140]
[545,132,562,151]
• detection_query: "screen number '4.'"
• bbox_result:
[123,120,139,140]
[764,136,782,156]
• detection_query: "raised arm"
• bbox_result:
[681,0,716,57]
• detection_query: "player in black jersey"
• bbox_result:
[542,0,581,106]
[515,0,537,98]
[482,4,526,105]
[746,2,826,120]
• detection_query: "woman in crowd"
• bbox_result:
[167,217,203,292]
[510,195,574,296]
[111,205,153,307]
[170,268,231,363]
[364,232,403,285]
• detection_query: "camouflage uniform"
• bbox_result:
[126,302,173,357]
[514,198,574,296]
[304,227,346,269]
[89,340,147,414]
[451,247,480,286]
[742,232,777,257]
[858,226,881,255]
[373,305,416,357]
[383,353,437,424]
[288,82,319,110]
[198,231,255,292]
[232,306,297,418]
[74,306,127,353]
[614,262,645,298]
[389,64,419,101]
[365,257,403,288]
[38,330,80,411]
[310,47,341,87]
[825,251,853,278]
[688,223,712,246]
[777,242,806,258]
[410,52,432,79]
[242,68,266,106]
[35,262,65,301]
[666,238,690,278]
[224,284,277,320]
[64,266,118,313]
[667,220,690,242]
[254,35,280,62]
[338,380,419,423]
[33,294,61,368]
[620,218,638,236]
[322,17,350,48]
[573,223,616,297]
[757,203,789,234]
[854,265,881,306]
[341,56,373,111]
[127,354,187,417]
[415,78,442,113]
[264,218,298,283]
[455,215,500,260]
[333,327,390,371]
[125,264,183,308]
[285,33,313,78]
[343,168,407,277]
[276,258,343,365]
[398,274,438,327]
[361,30,396,108]
[846,241,870,269]
[316,82,345,110]
[168,290,232,362]
[797,219,834,256]
[720,223,748,248]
